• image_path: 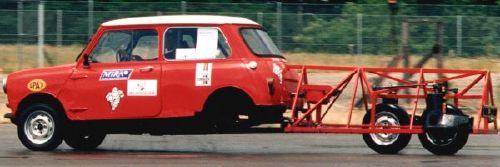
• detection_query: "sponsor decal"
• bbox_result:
[100,69,133,81]
[27,79,46,92]
[195,63,212,86]
[272,63,283,84]
[106,87,124,111]
[127,80,157,96]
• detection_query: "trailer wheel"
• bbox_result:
[362,105,411,154]
[17,104,64,151]
[64,131,106,150]
[418,105,469,155]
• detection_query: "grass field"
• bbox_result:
[285,53,500,71]
[1,44,500,72]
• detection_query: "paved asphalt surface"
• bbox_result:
[1,124,500,166]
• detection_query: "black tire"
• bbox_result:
[64,131,106,150]
[17,104,64,151]
[280,117,292,130]
[191,111,217,134]
[418,105,469,155]
[204,90,254,133]
[362,105,412,154]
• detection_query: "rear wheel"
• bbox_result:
[418,105,469,155]
[204,89,254,133]
[17,104,64,151]
[362,105,411,154]
[213,102,253,133]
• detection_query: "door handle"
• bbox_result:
[70,74,88,80]
[139,66,154,72]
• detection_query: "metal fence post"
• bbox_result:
[56,10,63,48]
[181,1,187,14]
[297,2,303,29]
[276,2,282,50]
[436,21,444,69]
[257,12,263,26]
[88,0,94,39]
[17,1,24,70]
[38,1,45,68]
[457,15,462,56]
[357,13,363,55]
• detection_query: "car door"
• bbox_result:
[160,26,240,118]
[61,29,162,120]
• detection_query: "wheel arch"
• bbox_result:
[204,86,255,107]
[202,86,256,114]
[16,93,67,124]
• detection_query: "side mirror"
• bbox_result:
[83,54,91,68]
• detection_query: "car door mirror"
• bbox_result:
[83,54,91,68]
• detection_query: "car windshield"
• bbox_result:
[240,28,282,57]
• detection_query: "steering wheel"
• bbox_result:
[116,49,131,62]
[131,55,144,61]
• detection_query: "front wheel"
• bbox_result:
[64,131,106,150]
[362,105,411,154]
[17,104,64,151]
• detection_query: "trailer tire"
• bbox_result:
[418,105,469,155]
[17,103,64,151]
[362,105,411,154]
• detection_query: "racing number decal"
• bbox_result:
[195,63,212,86]
[27,79,46,92]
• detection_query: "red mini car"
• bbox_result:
[3,15,298,151]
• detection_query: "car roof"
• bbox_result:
[102,15,260,26]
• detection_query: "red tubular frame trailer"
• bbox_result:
[283,64,497,155]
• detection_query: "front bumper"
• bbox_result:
[3,113,12,119]
[3,112,15,124]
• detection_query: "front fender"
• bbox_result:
[5,64,74,115]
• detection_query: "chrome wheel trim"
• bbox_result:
[23,110,55,145]
[370,112,400,146]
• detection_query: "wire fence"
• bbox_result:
[0,1,500,71]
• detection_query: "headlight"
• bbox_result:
[2,76,7,94]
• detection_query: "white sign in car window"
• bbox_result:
[176,48,197,60]
[196,28,218,59]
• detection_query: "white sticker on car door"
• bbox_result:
[106,87,124,111]
[127,80,158,96]
[195,63,212,86]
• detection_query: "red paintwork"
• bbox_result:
[284,65,497,134]
[5,23,294,121]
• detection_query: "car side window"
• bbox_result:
[90,29,158,63]
[131,34,158,61]
[164,27,231,60]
